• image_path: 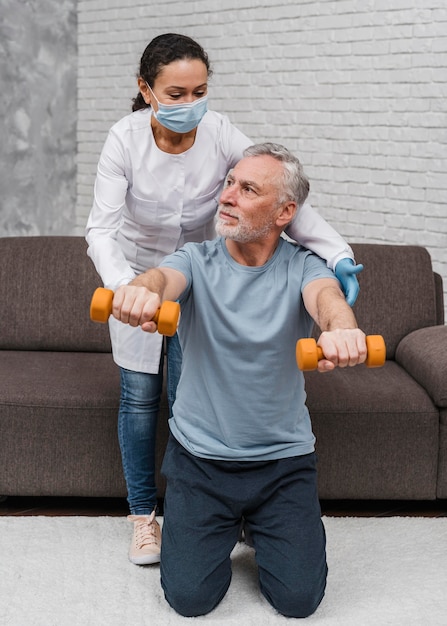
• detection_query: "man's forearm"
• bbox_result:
[302,279,366,371]
[316,284,358,331]
[130,268,168,299]
[314,284,367,371]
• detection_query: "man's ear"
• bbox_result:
[276,201,297,228]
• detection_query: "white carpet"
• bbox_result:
[1,516,446,626]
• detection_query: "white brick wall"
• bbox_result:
[77,0,447,315]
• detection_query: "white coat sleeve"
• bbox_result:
[219,114,253,167]
[85,129,136,291]
[285,202,354,270]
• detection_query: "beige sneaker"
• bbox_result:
[127,511,161,565]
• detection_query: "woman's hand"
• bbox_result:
[334,258,364,306]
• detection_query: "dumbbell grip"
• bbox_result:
[314,346,325,361]
[296,335,386,371]
[89,287,180,336]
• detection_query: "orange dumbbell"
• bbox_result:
[89,287,180,337]
[296,335,386,371]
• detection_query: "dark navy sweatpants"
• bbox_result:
[160,435,327,618]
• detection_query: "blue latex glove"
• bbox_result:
[334,258,364,307]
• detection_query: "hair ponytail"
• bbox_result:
[132,91,148,112]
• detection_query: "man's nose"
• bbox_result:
[219,185,235,205]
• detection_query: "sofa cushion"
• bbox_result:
[0,350,123,496]
[351,244,438,359]
[0,349,170,498]
[0,236,111,352]
[304,361,439,499]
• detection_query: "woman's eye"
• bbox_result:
[167,91,206,100]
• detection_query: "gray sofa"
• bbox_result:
[0,236,445,501]
[307,243,446,500]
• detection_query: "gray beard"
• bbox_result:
[215,215,273,243]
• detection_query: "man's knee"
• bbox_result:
[271,588,325,618]
[161,572,231,618]
[261,571,327,618]
[163,587,217,618]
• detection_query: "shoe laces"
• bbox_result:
[128,511,159,549]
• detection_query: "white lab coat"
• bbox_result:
[86,108,353,374]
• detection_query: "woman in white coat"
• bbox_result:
[85,33,362,566]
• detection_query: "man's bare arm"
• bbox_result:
[302,278,367,372]
[112,267,186,332]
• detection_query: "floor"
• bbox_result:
[1,495,446,517]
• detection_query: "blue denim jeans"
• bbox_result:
[118,334,182,515]
[161,436,327,618]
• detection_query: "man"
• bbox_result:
[112,143,367,618]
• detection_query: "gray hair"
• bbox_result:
[243,142,309,208]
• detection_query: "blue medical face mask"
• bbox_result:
[146,83,208,133]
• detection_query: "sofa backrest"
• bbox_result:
[0,236,111,352]
[1,237,441,358]
[351,243,439,359]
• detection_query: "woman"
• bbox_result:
[85,33,362,566]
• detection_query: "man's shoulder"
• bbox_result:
[162,238,223,266]
[278,238,334,282]
[182,237,223,255]
[278,237,317,260]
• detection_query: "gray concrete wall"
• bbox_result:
[0,0,77,236]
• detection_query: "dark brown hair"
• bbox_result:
[132,33,212,112]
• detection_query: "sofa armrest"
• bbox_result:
[434,272,445,325]
[395,325,447,407]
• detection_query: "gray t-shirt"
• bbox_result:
[160,236,336,462]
